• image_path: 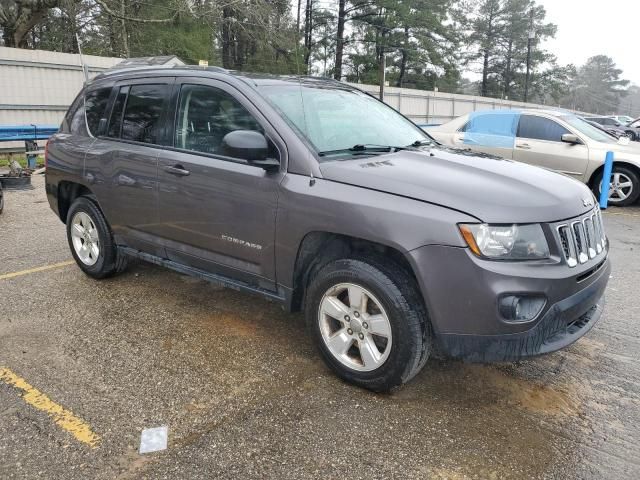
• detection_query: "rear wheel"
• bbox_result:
[306,258,431,392]
[593,165,640,207]
[66,196,127,278]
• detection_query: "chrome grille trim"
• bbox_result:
[584,217,596,259]
[572,221,589,264]
[555,208,607,268]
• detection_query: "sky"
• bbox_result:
[538,0,640,85]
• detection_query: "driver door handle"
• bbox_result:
[164,165,190,176]
[516,143,531,150]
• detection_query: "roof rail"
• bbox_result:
[94,64,228,80]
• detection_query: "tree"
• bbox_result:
[0,0,61,47]
[565,55,630,114]
[310,8,337,76]
[467,0,502,97]
[496,0,556,100]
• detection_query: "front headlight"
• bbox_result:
[459,224,550,260]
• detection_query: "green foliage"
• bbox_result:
[0,0,632,113]
[563,55,631,114]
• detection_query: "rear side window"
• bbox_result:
[121,84,169,144]
[85,88,112,136]
[517,115,569,142]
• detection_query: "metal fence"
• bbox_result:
[0,45,585,145]
[348,83,585,125]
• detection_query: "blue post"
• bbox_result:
[599,151,614,209]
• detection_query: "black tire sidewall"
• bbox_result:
[66,197,116,278]
[306,258,426,391]
[593,165,640,207]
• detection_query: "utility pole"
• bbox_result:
[379,47,386,101]
[524,8,535,103]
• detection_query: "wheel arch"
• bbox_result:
[57,181,94,222]
[588,160,640,189]
[288,231,421,313]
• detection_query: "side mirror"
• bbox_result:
[220,130,279,171]
[561,133,582,145]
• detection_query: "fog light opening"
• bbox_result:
[499,295,546,323]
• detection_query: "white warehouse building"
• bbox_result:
[0,46,184,127]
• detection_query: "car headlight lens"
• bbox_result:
[459,223,550,260]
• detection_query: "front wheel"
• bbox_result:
[593,165,640,207]
[66,196,127,278]
[305,258,431,392]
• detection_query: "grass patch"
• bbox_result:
[0,156,44,168]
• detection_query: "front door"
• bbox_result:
[513,114,589,179]
[156,79,285,291]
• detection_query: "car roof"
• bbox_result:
[89,65,351,91]
[467,108,575,119]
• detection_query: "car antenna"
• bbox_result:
[76,34,89,84]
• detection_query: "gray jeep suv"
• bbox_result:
[45,67,610,391]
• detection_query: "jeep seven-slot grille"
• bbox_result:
[557,208,606,268]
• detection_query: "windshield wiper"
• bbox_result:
[318,144,410,157]
[409,139,435,147]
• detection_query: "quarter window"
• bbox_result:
[175,84,264,157]
[67,96,87,135]
[121,84,169,144]
[517,115,569,142]
[85,88,112,136]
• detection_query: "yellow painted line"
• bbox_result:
[0,367,100,448]
[0,261,75,281]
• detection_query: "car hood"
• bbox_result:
[319,147,595,223]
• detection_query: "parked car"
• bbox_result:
[583,119,627,139]
[428,109,640,206]
[584,116,637,140]
[611,115,634,125]
[46,68,610,391]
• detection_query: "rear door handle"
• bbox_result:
[516,143,531,150]
[164,165,190,176]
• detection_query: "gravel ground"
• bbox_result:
[0,175,639,479]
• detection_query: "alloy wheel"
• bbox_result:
[318,283,392,372]
[600,172,634,203]
[70,211,100,266]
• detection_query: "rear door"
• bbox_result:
[513,114,589,179]
[85,78,173,255]
[453,113,516,159]
[155,78,285,290]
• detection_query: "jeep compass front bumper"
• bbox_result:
[409,244,610,362]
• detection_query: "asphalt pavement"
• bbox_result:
[0,175,639,479]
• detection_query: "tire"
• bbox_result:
[305,257,431,392]
[66,196,127,279]
[625,130,636,141]
[593,165,640,207]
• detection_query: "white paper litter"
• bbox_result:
[139,426,168,454]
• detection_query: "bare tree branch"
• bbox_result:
[93,0,178,23]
